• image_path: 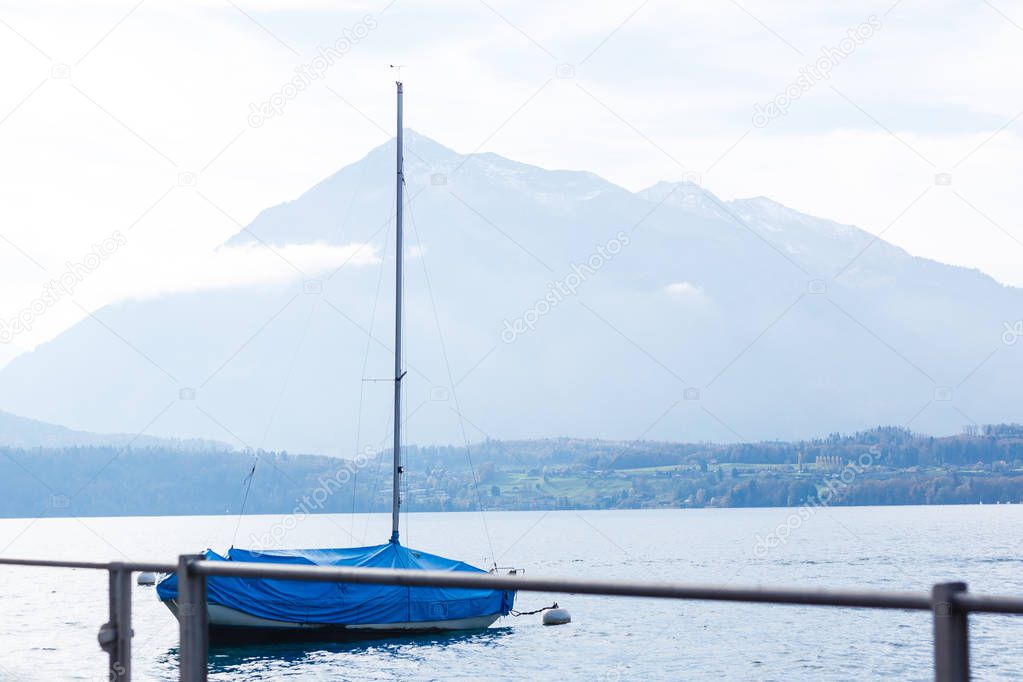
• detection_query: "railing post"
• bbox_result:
[933,582,969,682]
[177,554,208,682]
[97,562,132,681]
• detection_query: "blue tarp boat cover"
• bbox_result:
[157,543,514,625]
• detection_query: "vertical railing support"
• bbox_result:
[177,554,208,682]
[933,582,969,682]
[97,562,132,681]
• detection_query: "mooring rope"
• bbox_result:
[510,602,560,617]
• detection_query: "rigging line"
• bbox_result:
[260,296,319,448]
[402,366,410,546]
[403,431,411,543]
[356,178,394,548]
[350,469,358,540]
[402,177,497,569]
[361,402,393,544]
[358,396,428,542]
[399,356,406,543]
[338,150,369,236]
[400,169,410,547]
[350,223,392,539]
[231,295,317,548]
[226,454,252,516]
[230,455,259,547]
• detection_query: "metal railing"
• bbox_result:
[3,555,1023,681]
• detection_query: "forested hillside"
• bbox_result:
[3,425,1023,517]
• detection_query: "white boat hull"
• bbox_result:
[163,599,503,642]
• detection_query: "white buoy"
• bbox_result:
[542,607,571,625]
[137,572,157,586]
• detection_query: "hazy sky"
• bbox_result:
[1,0,1021,364]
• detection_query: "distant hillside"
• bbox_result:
[0,410,230,451]
[0,446,345,518]
[3,426,1023,519]
[403,424,1023,471]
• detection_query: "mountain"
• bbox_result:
[0,131,1019,454]
[0,409,230,451]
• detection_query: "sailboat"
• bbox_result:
[157,82,516,642]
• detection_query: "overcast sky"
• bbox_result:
[1,0,1021,364]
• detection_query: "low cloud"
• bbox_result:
[0,241,381,362]
[123,241,381,298]
[665,281,705,299]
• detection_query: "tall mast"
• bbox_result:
[390,81,404,544]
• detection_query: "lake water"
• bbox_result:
[0,506,1021,680]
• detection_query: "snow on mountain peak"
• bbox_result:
[637,180,732,221]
